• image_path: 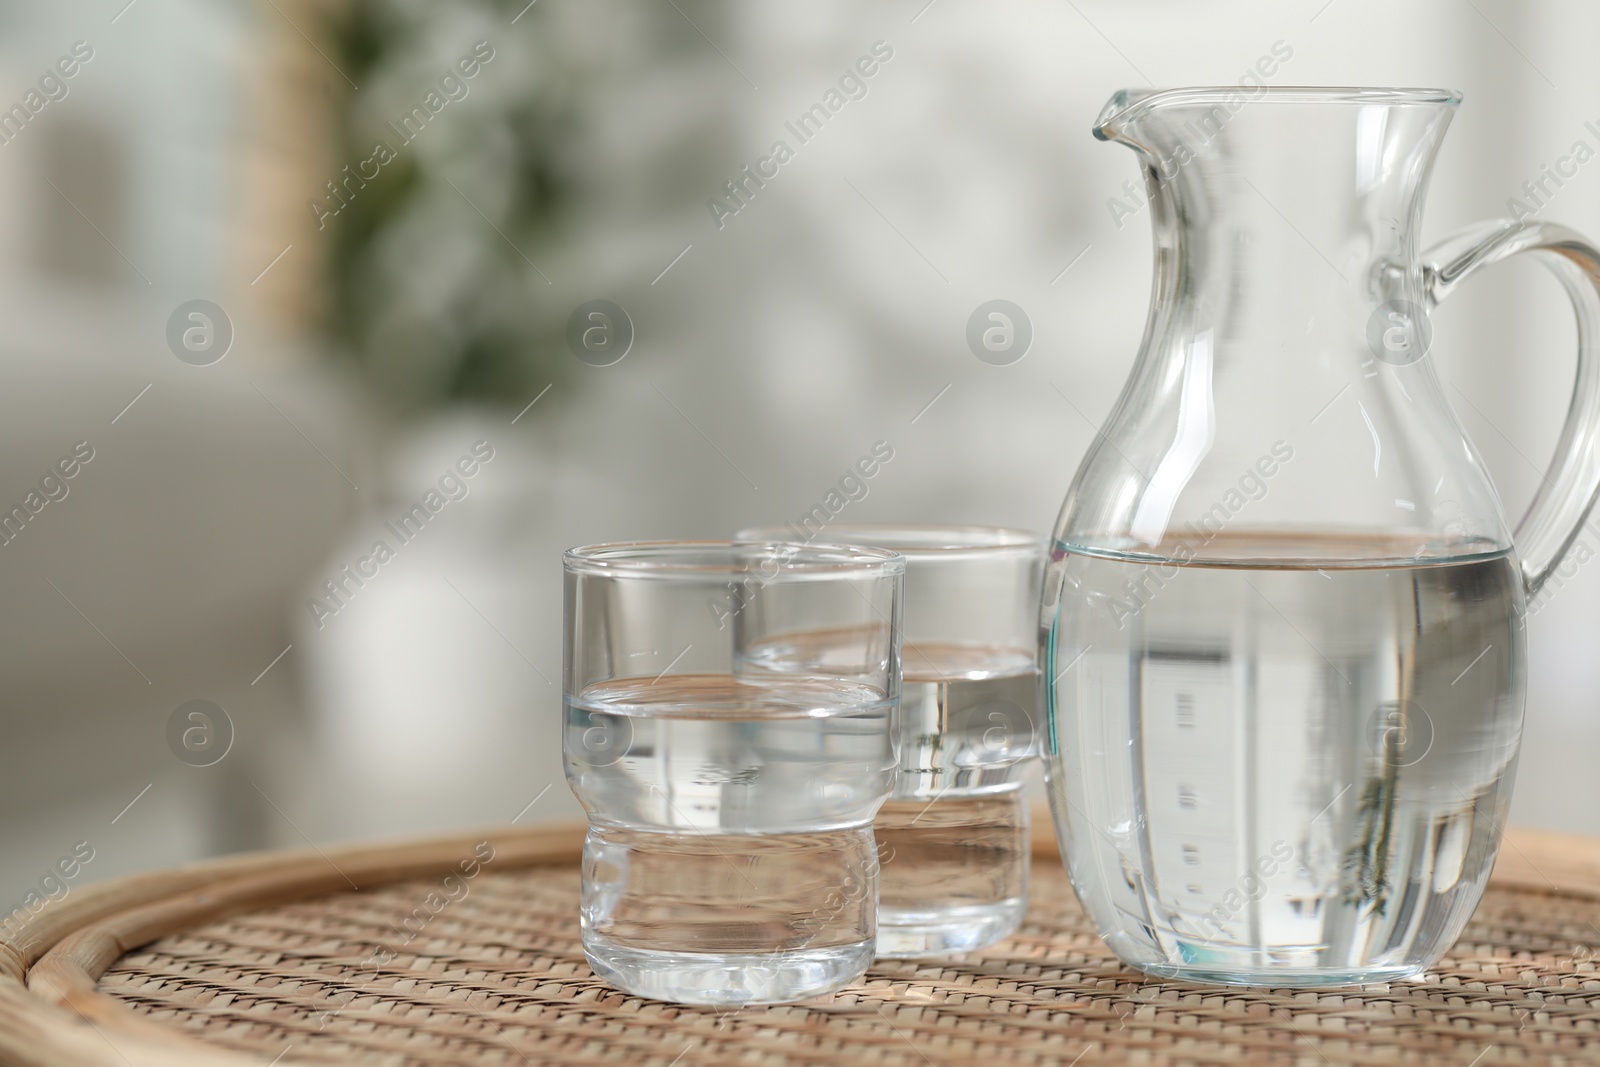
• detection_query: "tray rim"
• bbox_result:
[3,817,1598,1067]
[5,821,583,1067]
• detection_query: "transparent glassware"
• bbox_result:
[1042,87,1600,986]
[563,541,903,1005]
[741,525,1043,957]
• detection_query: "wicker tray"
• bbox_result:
[3,818,1600,1066]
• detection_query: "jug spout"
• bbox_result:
[1092,88,1159,144]
[1094,86,1459,259]
[1093,87,1461,339]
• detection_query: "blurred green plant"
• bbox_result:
[324,0,572,417]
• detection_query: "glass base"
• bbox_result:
[583,935,874,1005]
[874,896,1027,958]
[1131,961,1426,988]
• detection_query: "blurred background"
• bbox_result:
[3,0,1600,904]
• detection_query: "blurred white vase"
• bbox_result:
[295,410,568,841]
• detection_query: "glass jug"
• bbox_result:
[1042,87,1600,986]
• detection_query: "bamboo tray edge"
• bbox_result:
[3,816,1598,1067]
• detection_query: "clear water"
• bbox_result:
[875,792,1030,955]
[564,673,894,1004]
[876,645,1035,956]
[1041,533,1524,985]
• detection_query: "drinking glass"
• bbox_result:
[563,541,903,1005]
[739,525,1043,957]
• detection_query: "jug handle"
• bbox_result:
[1425,219,1600,597]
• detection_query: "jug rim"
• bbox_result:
[1095,86,1462,141]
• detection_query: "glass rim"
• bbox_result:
[564,539,905,578]
[735,523,1041,561]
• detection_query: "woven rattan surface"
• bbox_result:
[7,822,1600,1066]
[88,833,1600,1064]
